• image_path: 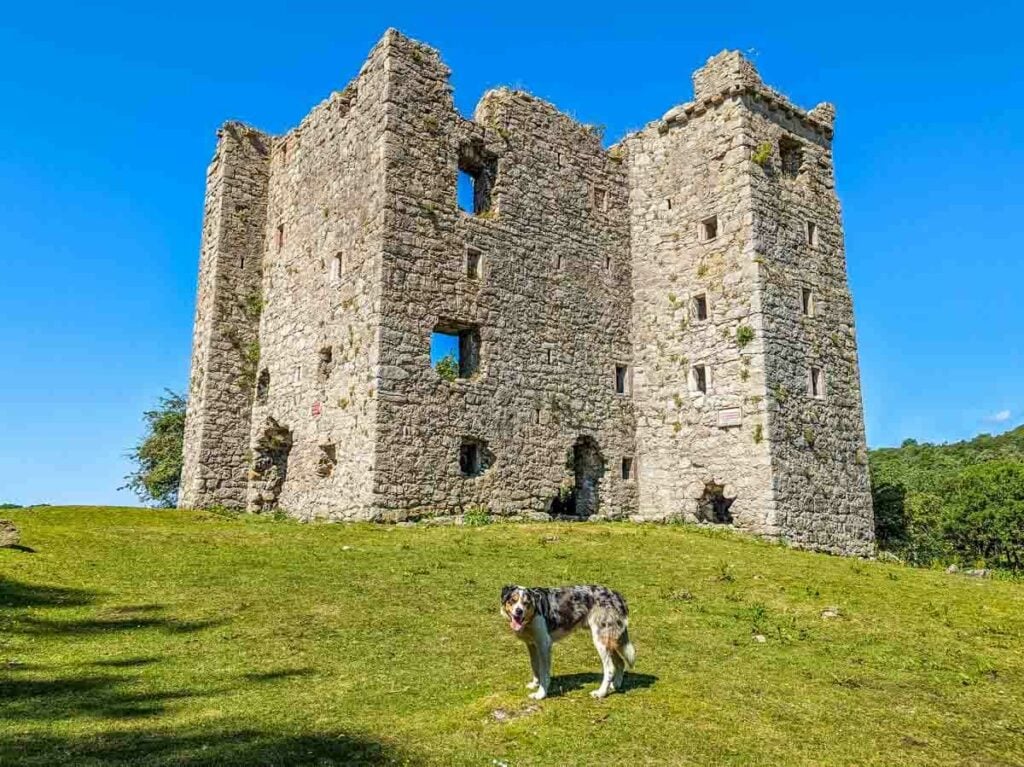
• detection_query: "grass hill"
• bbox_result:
[2,507,1022,765]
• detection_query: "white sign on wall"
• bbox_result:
[717,408,742,428]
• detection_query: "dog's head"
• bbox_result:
[501,585,536,632]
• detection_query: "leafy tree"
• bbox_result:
[941,462,1024,570]
[435,353,458,382]
[121,391,187,508]
[869,425,1024,569]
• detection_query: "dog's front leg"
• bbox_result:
[526,643,541,689]
[529,634,552,700]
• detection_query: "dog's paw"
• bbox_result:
[526,680,539,690]
[528,689,547,701]
[590,688,609,699]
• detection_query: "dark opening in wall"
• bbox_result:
[692,364,708,394]
[457,142,498,215]
[697,482,734,524]
[615,365,629,395]
[779,136,803,177]
[251,418,293,512]
[692,293,709,322]
[459,437,494,478]
[432,321,481,380]
[809,366,825,398]
[806,221,818,246]
[555,253,563,270]
[318,347,333,382]
[801,287,815,317]
[604,254,612,270]
[255,369,270,404]
[466,247,482,280]
[701,215,718,241]
[667,197,673,210]
[276,224,285,252]
[316,444,337,478]
[621,456,634,480]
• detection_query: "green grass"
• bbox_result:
[2,508,1023,766]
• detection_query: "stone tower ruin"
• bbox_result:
[180,30,875,556]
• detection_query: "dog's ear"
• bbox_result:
[501,585,515,603]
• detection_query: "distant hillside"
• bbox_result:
[869,425,1024,568]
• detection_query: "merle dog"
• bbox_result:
[500,585,636,699]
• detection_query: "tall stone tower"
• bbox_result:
[180,31,874,556]
[624,52,873,554]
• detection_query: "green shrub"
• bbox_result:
[120,391,186,508]
[752,141,773,167]
[735,326,755,348]
[941,462,1024,570]
[435,353,458,382]
[463,506,492,526]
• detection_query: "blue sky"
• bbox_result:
[1,2,1021,506]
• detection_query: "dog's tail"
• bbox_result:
[618,625,637,668]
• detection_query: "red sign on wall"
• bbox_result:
[311,401,322,417]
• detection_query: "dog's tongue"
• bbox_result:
[510,617,523,631]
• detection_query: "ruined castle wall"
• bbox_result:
[370,34,635,520]
[745,98,875,554]
[624,86,776,532]
[179,123,270,509]
[246,38,391,519]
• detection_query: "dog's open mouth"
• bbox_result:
[509,615,524,631]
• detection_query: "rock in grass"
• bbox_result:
[965,569,991,579]
[0,520,20,548]
[820,606,841,620]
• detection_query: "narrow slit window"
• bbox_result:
[801,287,815,317]
[621,456,634,481]
[779,136,803,177]
[806,221,818,246]
[667,197,673,210]
[692,293,709,322]
[555,253,563,270]
[459,438,491,477]
[604,254,612,271]
[276,224,285,252]
[701,216,718,242]
[466,247,482,280]
[255,369,270,404]
[318,347,333,382]
[615,365,629,395]
[545,348,553,364]
[457,143,498,216]
[692,364,708,394]
[330,253,343,282]
[809,367,825,398]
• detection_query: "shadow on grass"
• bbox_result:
[0,728,416,766]
[553,671,658,696]
[0,577,95,608]
[9,615,229,636]
[0,673,200,721]
[244,667,316,683]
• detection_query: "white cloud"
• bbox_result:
[985,409,1011,423]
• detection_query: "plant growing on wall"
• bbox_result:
[752,141,772,167]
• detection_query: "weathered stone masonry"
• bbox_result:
[180,30,875,556]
